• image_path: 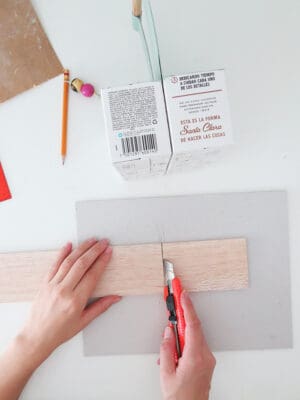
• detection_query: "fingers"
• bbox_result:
[181,291,204,356]
[74,246,113,303]
[181,290,199,325]
[47,242,73,282]
[51,238,98,284]
[80,295,122,329]
[160,326,176,378]
[62,239,109,289]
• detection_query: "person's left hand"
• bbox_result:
[19,238,121,364]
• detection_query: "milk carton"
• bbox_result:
[163,69,233,172]
[101,81,171,179]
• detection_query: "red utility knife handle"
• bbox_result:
[164,277,186,358]
[172,277,186,354]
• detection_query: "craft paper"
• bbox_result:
[0,0,63,102]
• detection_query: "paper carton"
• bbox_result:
[101,81,171,179]
[163,69,233,172]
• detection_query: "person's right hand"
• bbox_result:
[160,291,216,400]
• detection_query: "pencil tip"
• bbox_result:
[62,157,65,165]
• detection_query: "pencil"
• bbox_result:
[61,69,69,165]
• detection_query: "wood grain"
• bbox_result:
[0,243,163,302]
[0,239,248,302]
[163,238,248,291]
[94,243,163,296]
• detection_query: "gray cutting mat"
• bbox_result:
[76,192,292,355]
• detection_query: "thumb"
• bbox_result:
[160,326,176,377]
[80,295,122,329]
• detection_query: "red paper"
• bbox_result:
[0,162,11,202]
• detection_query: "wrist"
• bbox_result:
[13,330,52,371]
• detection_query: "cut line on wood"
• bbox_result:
[0,238,248,302]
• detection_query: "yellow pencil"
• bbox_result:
[61,69,69,165]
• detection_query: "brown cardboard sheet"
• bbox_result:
[0,0,63,103]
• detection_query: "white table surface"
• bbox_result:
[0,0,299,398]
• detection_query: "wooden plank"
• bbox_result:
[163,238,248,291]
[0,239,248,302]
[0,243,163,302]
[94,243,163,297]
